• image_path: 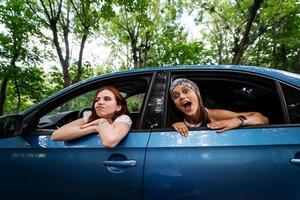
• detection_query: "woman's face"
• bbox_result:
[172,85,200,118]
[94,89,121,119]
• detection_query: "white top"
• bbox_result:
[183,118,202,128]
[83,111,92,123]
[114,114,132,126]
[83,111,132,126]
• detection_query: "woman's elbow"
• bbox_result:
[263,116,269,125]
[101,137,120,148]
[51,131,64,141]
[254,112,269,125]
[51,133,59,141]
[102,141,117,148]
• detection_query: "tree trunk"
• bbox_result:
[293,50,300,71]
[74,33,87,83]
[129,30,139,68]
[278,19,287,69]
[51,23,71,88]
[0,78,8,115]
[13,75,21,113]
[232,0,264,65]
[141,32,151,67]
[279,44,288,69]
[143,39,150,67]
[11,53,20,113]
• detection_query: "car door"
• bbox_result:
[143,70,300,200]
[0,72,156,200]
[144,128,300,200]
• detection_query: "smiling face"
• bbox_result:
[171,85,200,120]
[94,89,121,119]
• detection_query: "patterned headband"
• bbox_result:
[170,78,200,97]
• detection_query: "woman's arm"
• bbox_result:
[51,118,98,141]
[96,118,131,148]
[207,109,269,132]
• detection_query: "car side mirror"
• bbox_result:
[0,115,22,138]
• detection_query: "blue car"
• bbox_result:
[1,65,300,200]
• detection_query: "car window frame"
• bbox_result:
[161,69,296,130]
[278,81,300,124]
[21,71,156,135]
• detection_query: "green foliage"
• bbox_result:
[3,66,46,114]
[240,0,300,72]
[48,90,95,115]
[126,93,144,112]
[0,0,44,115]
[72,0,114,36]
[45,62,95,97]
[147,24,215,66]
[0,0,41,62]
[192,0,300,69]
[101,0,162,68]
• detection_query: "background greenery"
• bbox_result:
[0,0,299,115]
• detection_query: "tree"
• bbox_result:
[193,0,300,68]
[26,0,73,88]
[147,23,215,66]
[70,0,113,82]
[0,0,43,115]
[26,0,113,88]
[232,0,264,64]
[102,0,160,69]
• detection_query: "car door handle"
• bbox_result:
[102,160,136,167]
[290,158,300,165]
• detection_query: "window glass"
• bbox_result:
[48,91,95,115]
[281,83,300,123]
[126,93,145,113]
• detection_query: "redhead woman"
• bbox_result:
[170,78,269,136]
[51,86,132,147]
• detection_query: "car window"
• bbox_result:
[168,71,284,127]
[126,93,145,113]
[37,75,152,131]
[47,90,95,115]
[280,83,300,123]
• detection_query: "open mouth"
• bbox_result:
[182,101,192,108]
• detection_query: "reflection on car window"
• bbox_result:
[127,93,145,113]
[47,91,95,115]
[281,83,300,123]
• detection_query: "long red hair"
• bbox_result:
[87,86,128,122]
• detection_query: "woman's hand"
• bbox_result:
[80,118,113,129]
[172,122,189,136]
[207,117,242,133]
[80,119,100,129]
[98,118,113,125]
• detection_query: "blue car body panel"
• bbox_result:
[0,130,150,200]
[0,137,29,148]
[144,127,300,200]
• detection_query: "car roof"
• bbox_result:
[67,65,298,87]
[137,65,300,87]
